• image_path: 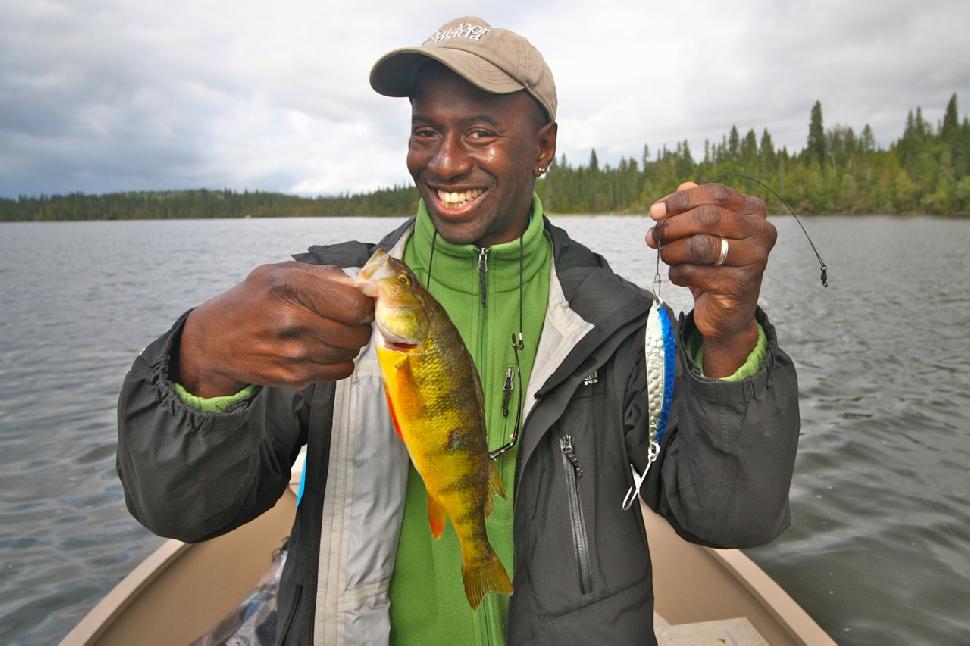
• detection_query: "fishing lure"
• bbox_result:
[622,239,676,511]
[621,175,827,510]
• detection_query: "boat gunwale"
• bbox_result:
[62,539,190,645]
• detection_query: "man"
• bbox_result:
[117,16,798,645]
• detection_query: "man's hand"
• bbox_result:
[175,262,375,397]
[645,182,776,378]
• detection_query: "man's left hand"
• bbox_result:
[645,181,777,378]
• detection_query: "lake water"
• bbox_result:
[1,215,968,644]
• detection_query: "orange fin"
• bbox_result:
[393,357,423,413]
[383,385,404,442]
[484,460,506,517]
[462,550,513,609]
[427,493,446,539]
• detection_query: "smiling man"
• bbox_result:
[117,16,800,645]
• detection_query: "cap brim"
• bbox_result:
[370,47,524,98]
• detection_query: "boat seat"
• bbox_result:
[654,612,769,646]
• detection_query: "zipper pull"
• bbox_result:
[477,247,489,308]
[501,367,515,416]
[560,435,583,479]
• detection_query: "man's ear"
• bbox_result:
[536,121,558,170]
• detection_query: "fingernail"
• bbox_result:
[649,201,667,219]
[645,228,655,247]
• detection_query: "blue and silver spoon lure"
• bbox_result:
[622,237,676,511]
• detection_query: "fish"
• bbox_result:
[354,248,513,609]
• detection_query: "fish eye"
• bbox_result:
[397,273,411,286]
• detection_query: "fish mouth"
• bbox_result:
[376,327,419,352]
[384,339,417,352]
[355,249,391,296]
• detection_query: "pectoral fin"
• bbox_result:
[427,493,446,539]
[484,460,506,517]
[383,386,404,442]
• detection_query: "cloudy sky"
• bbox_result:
[1,0,968,198]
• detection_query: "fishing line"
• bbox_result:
[491,232,526,461]
[702,172,829,288]
[426,228,438,291]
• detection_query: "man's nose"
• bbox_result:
[429,132,471,179]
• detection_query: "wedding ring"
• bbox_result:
[714,237,729,266]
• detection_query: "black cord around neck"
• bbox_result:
[426,228,438,291]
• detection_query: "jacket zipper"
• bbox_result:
[478,247,489,308]
[477,244,496,644]
[559,434,592,595]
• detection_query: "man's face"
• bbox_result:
[407,64,556,248]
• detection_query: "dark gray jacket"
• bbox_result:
[117,218,800,645]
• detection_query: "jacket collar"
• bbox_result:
[532,220,652,395]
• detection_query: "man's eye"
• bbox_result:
[412,128,436,138]
[469,129,495,139]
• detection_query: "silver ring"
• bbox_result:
[714,237,729,266]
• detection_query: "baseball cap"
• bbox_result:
[369,16,557,121]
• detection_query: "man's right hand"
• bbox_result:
[175,262,376,398]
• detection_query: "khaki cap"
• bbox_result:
[369,16,557,121]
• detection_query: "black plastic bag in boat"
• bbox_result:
[189,539,288,646]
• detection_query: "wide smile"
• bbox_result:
[430,187,488,217]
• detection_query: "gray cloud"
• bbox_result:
[1,0,967,198]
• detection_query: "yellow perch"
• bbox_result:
[355,248,512,609]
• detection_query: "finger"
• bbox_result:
[275,265,376,325]
[659,235,750,268]
[648,187,679,220]
[676,181,698,192]
[275,336,368,367]
[663,183,765,218]
[300,314,374,351]
[647,204,762,247]
[262,359,359,388]
[667,263,760,297]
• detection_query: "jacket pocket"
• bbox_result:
[533,577,654,646]
[559,433,592,595]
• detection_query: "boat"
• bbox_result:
[64,459,833,645]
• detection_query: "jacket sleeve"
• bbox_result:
[636,306,800,548]
[116,312,311,543]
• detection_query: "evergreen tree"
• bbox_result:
[589,148,600,174]
[941,93,958,141]
[741,128,758,167]
[954,117,970,178]
[914,107,928,139]
[861,124,876,153]
[728,126,740,161]
[759,128,776,172]
[807,100,826,166]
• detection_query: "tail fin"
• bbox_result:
[462,551,513,610]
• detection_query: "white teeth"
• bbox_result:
[436,188,484,207]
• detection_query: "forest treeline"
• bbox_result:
[2,94,968,221]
